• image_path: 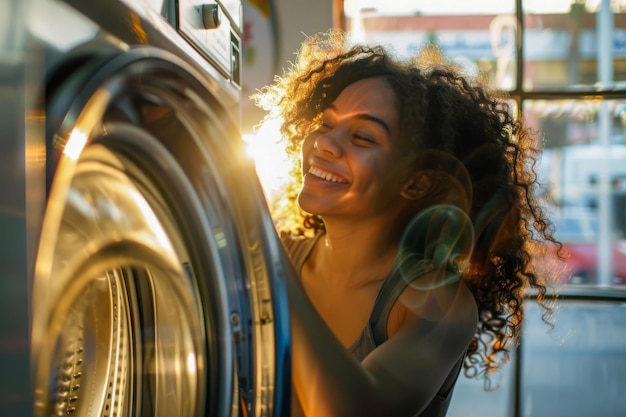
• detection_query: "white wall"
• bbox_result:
[241,0,334,132]
[274,0,334,71]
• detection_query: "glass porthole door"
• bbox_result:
[31,48,290,417]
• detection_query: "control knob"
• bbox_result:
[201,4,221,29]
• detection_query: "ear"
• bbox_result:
[400,173,431,201]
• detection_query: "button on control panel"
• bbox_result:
[177,0,241,86]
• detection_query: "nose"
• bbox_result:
[314,128,343,157]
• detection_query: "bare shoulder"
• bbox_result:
[388,270,478,339]
[360,272,478,415]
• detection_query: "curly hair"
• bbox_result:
[254,30,560,389]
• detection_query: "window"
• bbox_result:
[448,291,626,417]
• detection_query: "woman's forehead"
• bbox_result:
[329,78,398,123]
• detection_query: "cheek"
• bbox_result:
[300,134,317,165]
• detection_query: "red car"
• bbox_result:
[547,214,626,285]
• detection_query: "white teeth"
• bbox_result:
[308,166,348,184]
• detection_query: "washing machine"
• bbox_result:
[2,0,292,416]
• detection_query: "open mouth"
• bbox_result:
[308,166,349,184]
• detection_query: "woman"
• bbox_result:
[254,31,559,417]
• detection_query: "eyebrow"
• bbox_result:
[327,105,392,135]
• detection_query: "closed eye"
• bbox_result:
[352,127,378,145]
[353,134,375,144]
[316,117,334,131]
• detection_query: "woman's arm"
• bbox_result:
[285,259,478,417]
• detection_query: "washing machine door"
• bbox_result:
[31,47,291,417]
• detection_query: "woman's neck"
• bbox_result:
[312,219,404,288]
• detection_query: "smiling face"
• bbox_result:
[298,77,417,223]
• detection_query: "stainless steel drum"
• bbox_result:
[26,1,291,416]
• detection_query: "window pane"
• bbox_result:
[523,2,626,90]
[520,299,626,417]
[343,0,516,90]
[447,356,514,417]
[524,99,626,286]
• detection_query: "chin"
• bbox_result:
[297,192,326,217]
[297,192,315,213]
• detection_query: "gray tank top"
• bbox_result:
[282,232,465,417]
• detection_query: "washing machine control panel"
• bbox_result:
[177,0,242,86]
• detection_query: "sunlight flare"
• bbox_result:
[242,117,291,202]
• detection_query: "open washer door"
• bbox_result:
[31,47,291,417]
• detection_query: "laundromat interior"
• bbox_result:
[3,1,626,416]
